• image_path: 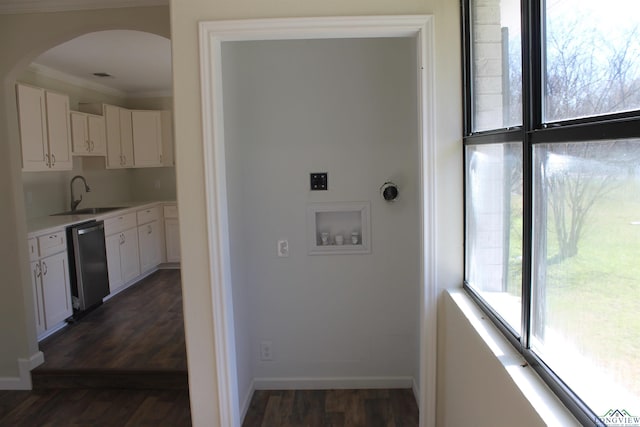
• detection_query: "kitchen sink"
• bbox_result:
[50,207,126,216]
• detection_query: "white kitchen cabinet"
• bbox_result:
[105,233,124,293]
[120,108,134,167]
[160,110,174,166]
[29,230,72,339]
[30,261,45,336]
[105,226,140,294]
[138,221,162,273]
[164,205,181,263]
[40,251,73,328]
[132,110,162,167]
[70,111,105,155]
[137,206,161,273]
[121,228,140,283]
[104,104,134,168]
[16,84,72,171]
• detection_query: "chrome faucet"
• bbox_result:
[70,175,91,211]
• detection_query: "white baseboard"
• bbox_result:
[412,377,420,403]
[0,351,44,390]
[239,380,256,424]
[253,376,414,391]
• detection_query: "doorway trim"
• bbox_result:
[199,16,437,427]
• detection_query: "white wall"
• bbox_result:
[171,0,464,423]
[222,37,420,402]
[438,290,579,426]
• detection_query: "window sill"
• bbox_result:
[446,288,580,426]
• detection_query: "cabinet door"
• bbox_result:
[120,228,140,283]
[44,91,72,170]
[16,84,48,171]
[31,261,45,336]
[132,111,162,167]
[120,109,134,167]
[40,251,72,328]
[105,105,122,169]
[165,218,181,262]
[160,110,174,166]
[138,221,161,273]
[105,233,124,293]
[87,115,106,155]
[70,112,89,154]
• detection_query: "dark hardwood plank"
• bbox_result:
[35,269,187,373]
[0,388,191,427]
[242,389,419,427]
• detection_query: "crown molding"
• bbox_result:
[27,63,172,99]
[0,0,168,14]
[27,63,128,98]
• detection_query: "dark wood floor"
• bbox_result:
[37,268,187,372]
[243,389,419,427]
[0,388,191,427]
[0,269,192,426]
[1,269,419,426]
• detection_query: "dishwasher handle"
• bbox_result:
[76,222,104,235]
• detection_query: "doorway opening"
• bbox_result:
[199,16,436,427]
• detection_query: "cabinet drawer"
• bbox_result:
[104,212,137,236]
[28,238,39,261]
[38,231,66,257]
[163,205,178,218]
[137,206,160,225]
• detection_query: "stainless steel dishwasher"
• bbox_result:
[67,220,110,314]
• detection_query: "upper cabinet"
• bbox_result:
[102,104,134,169]
[70,112,106,156]
[160,110,174,167]
[83,103,173,169]
[131,110,162,167]
[16,83,72,171]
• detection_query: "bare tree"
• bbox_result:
[539,16,640,262]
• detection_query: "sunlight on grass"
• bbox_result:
[539,179,640,404]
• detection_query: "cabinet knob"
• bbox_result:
[42,261,48,276]
[51,154,56,166]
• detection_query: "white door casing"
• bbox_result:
[198,16,437,427]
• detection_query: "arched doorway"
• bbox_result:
[0,6,170,389]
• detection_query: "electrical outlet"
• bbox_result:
[154,179,161,189]
[260,341,273,361]
[277,239,289,257]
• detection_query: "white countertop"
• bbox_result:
[27,201,176,237]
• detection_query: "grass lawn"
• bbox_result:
[540,179,640,398]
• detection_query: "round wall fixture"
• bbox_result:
[380,181,399,202]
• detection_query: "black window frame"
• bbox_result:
[461,0,640,425]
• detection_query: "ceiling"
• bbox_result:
[0,0,167,14]
[32,30,172,97]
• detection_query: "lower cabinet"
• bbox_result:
[30,251,72,335]
[164,204,181,263]
[105,227,140,294]
[138,220,162,273]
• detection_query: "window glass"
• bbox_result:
[532,139,640,416]
[466,142,523,331]
[471,0,522,132]
[544,0,640,122]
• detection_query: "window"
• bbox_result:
[463,0,640,424]
[544,0,640,122]
[465,142,523,332]
[470,0,522,131]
